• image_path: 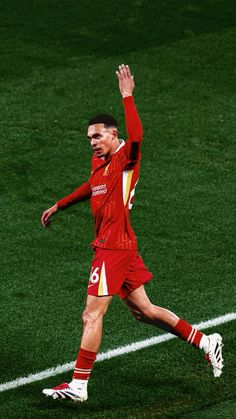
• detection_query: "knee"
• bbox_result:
[82,306,106,327]
[130,304,156,322]
[82,309,93,327]
[130,308,143,321]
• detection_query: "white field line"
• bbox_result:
[0,311,235,393]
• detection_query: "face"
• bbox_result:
[87,124,119,159]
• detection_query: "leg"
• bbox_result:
[71,294,112,386]
[80,295,112,352]
[43,295,112,402]
[124,285,223,377]
[124,285,179,332]
[124,285,205,342]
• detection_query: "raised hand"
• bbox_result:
[116,64,135,98]
[41,203,58,227]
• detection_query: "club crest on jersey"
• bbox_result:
[103,163,110,176]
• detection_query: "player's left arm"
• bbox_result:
[116,64,143,164]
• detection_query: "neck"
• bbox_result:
[103,139,121,160]
[111,139,121,154]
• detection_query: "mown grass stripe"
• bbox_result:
[0,312,235,393]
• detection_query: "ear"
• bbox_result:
[112,129,118,139]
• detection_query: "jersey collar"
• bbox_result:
[113,139,125,154]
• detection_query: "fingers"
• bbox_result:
[41,211,48,227]
[125,65,132,78]
[41,204,58,227]
[116,69,121,81]
[41,210,52,227]
[116,64,133,80]
[116,64,135,97]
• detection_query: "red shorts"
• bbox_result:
[87,248,153,299]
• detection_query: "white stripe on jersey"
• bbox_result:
[122,169,133,207]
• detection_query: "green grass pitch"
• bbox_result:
[0,0,235,417]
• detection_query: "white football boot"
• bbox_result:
[205,333,224,377]
[42,382,88,402]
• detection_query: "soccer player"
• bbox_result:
[41,65,223,402]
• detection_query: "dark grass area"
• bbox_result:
[183,400,236,418]
[0,0,236,417]
[1,0,235,71]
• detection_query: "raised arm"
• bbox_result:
[41,180,91,227]
[116,64,143,163]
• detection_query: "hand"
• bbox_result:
[116,64,135,98]
[41,203,58,228]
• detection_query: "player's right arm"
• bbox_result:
[41,180,91,227]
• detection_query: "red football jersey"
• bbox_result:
[57,96,143,250]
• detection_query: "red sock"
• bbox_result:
[173,319,203,348]
[73,347,97,380]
